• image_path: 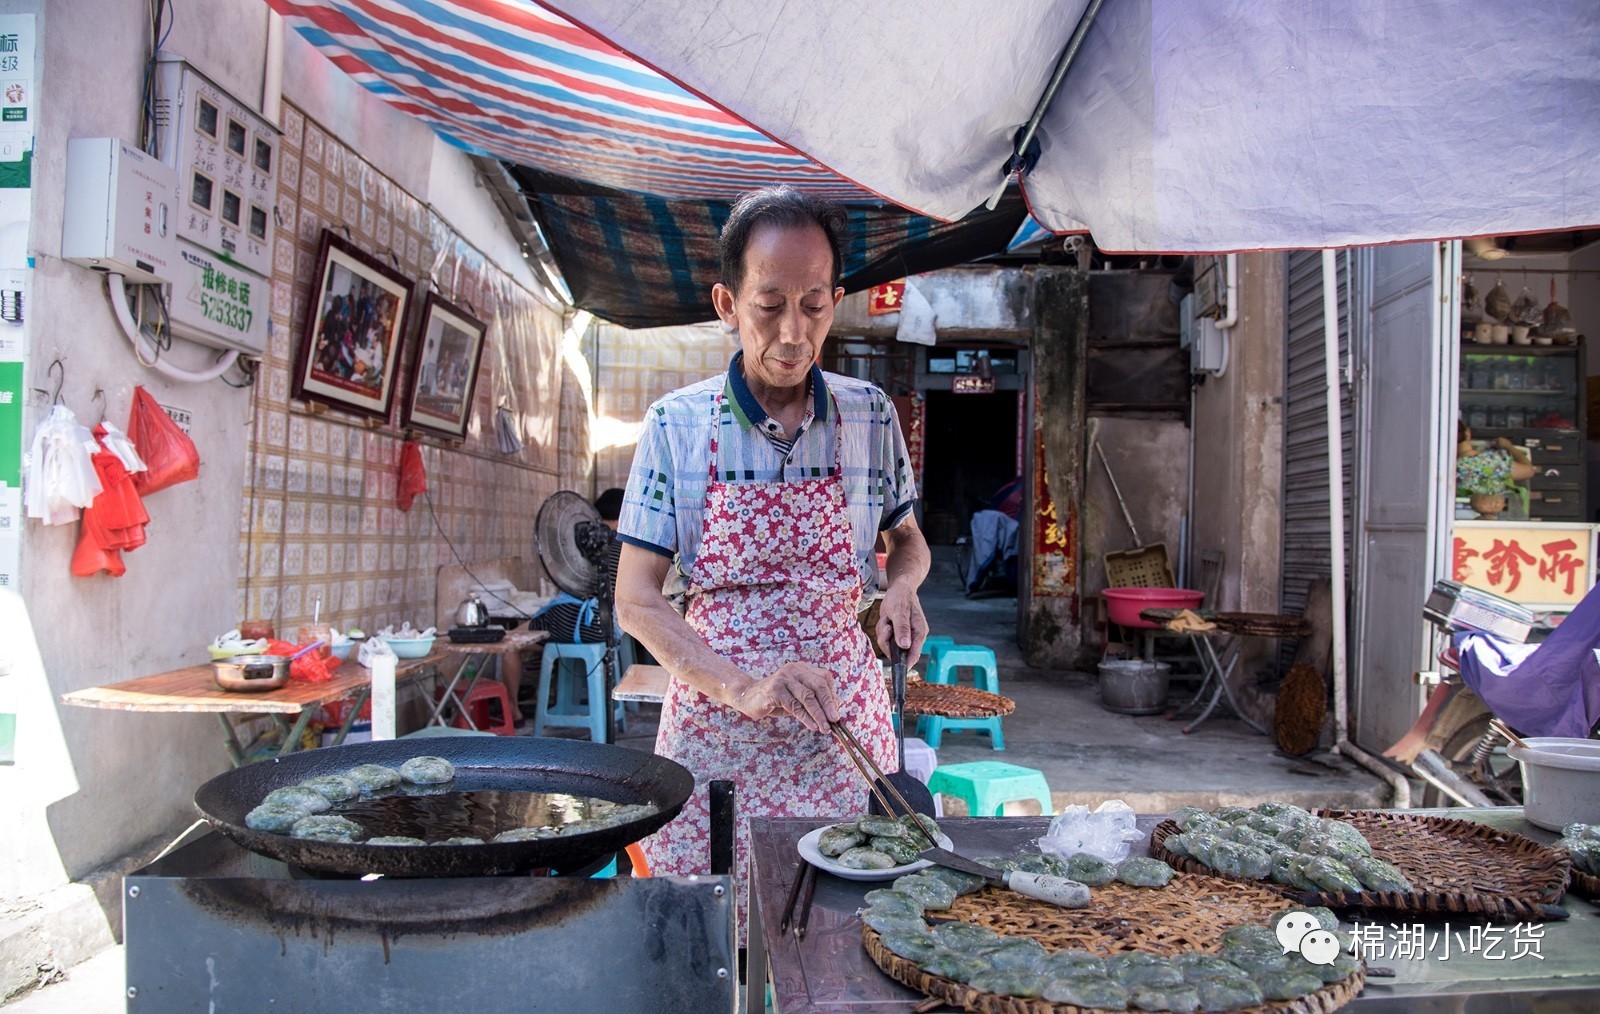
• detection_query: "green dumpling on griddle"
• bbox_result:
[399,755,455,785]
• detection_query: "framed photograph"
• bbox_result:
[402,291,488,440]
[292,229,414,420]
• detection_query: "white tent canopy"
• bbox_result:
[542,0,1600,252]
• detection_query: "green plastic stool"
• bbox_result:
[926,761,1052,817]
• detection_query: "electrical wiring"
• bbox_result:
[421,487,534,619]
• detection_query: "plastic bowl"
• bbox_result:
[1102,587,1204,630]
[207,642,267,661]
[380,635,435,659]
[1506,737,1600,831]
[329,639,356,661]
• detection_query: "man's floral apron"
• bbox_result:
[639,394,896,936]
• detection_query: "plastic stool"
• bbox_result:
[919,636,956,677]
[401,725,494,738]
[926,761,1052,817]
[450,679,517,736]
[930,646,1000,691]
[535,642,625,743]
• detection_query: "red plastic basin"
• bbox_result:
[1103,587,1204,629]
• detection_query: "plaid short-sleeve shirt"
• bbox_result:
[619,353,918,605]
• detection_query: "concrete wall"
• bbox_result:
[1188,253,1286,717]
[3,0,583,964]
[10,0,270,905]
[833,267,1033,340]
[1190,254,1286,613]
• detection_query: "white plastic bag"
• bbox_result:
[23,405,102,525]
[358,636,397,670]
[96,420,148,473]
[1036,799,1145,865]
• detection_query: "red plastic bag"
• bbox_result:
[128,386,200,496]
[71,436,152,577]
[264,638,341,683]
[397,438,427,511]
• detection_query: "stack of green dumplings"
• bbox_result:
[863,887,1359,1011]
[243,755,458,841]
[1161,802,1413,895]
[816,812,941,870]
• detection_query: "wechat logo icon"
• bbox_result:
[1275,912,1340,966]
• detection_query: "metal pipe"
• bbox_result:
[983,0,1107,210]
[262,9,284,126]
[1319,250,1411,807]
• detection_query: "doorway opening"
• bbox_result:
[921,390,1022,548]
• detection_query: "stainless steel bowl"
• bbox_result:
[211,654,291,692]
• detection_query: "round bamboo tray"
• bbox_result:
[1570,869,1600,900]
[1150,808,1571,919]
[903,682,1016,719]
[862,871,1364,1013]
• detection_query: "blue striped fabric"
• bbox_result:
[270,0,872,201]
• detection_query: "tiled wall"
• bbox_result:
[238,104,583,634]
[589,321,740,491]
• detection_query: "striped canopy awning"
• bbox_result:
[270,0,873,202]
[269,0,1035,324]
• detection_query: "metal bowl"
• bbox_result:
[211,654,291,692]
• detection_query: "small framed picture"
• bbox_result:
[402,291,488,440]
[292,230,414,420]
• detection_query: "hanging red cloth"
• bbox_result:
[397,438,427,511]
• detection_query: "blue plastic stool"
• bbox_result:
[926,761,1052,817]
[919,636,957,678]
[534,642,625,743]
[930,646,1001,691]
[918,645,1004,748]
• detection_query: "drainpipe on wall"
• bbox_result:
[1320,250,1411,807]
[262,10,284,127]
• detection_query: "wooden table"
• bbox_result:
[60,629,548,765]
[426,629,549,731]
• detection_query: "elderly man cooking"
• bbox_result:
[615,186,930,924]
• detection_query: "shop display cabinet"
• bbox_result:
[1460,339,1586,521]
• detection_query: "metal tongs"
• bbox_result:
[828,718,1091,909]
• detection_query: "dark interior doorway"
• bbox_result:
[921,391,1021,545]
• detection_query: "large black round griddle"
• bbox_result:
[194,737,692,877]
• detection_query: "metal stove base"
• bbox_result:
[124,831,735,1013]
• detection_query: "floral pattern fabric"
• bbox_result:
[638,395,896,941]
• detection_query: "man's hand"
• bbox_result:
[732,662,841,733]
[875,581,928,665]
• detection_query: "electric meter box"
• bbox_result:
[1180,293,1227,374]
[61,138,179,284]
[148,55,277,355]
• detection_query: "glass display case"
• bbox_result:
[1459,340,1586,521]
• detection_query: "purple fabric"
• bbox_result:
[1455,582,1600,739]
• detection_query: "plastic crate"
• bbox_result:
[1104,544,1174,588]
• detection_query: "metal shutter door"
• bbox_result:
[1280,251,1354,668]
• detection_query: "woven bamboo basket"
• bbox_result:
[1570,869,1600,900]
[1150,808,1571,919]
[862,872,1364,1013]
[904,682,1016,719]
